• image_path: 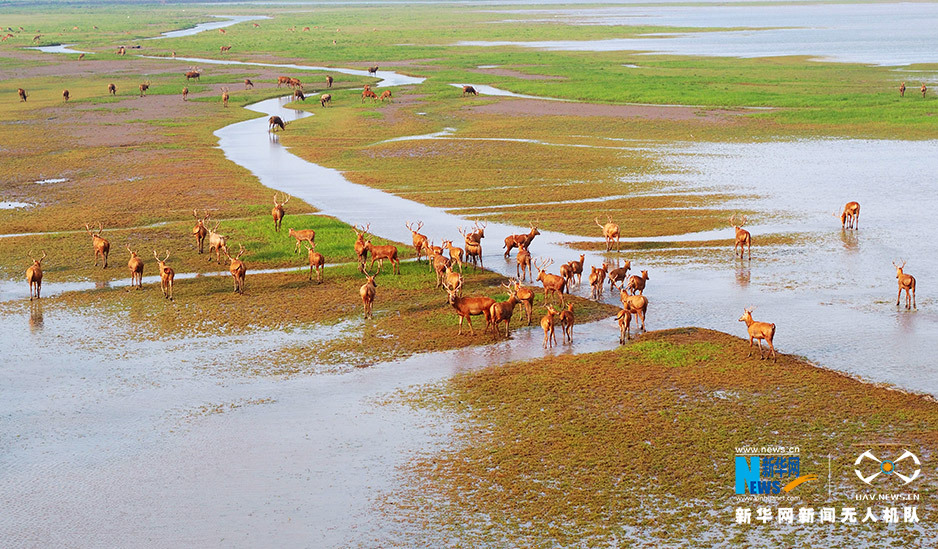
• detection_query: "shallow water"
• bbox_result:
[146,15,269,40]
[0,201,30,210]
[27,44,89,55]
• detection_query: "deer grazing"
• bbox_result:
[488,281,520,338]
[352,223,370,271]
[293,89,305,101]
[626,270,649,296]
[192,210,208,253]
[107,83,116,95]
[405,221,429,263]
[272,193,290,231]
[560,302,575,344]
[607,260,631,291]
[462,85,478,96]
[516,245,532,281]
[447,287,495,336]
[360,271,377,319]
[893,261,916,309]
[326,75,333,88]
[277,76,292,88]
[153,250,175,300]
[837,201,860,230]
[365,241,400,274]
[504,224,540,258]
[541,305,559,348]
[595,216,621,252]
[379,90,392,102]
[220,45,232,53]
[126,246,144,289]
[534,258,567,304]
[442,239,465,273]
[288,227,316,253]
[268,115,285,132]
[244,78,254,89]
[185,69,201,81]
[18,88,27,102]
[368,65,379,75]
[26,251,45,300]
[738,307,776,361]
[62,89,70,102]
[222,88,230,108]
[139,80,150,97]
[207,220,229,264]
[320,93,331,107]
[589,264,607,300]
[302,242,325,283]
[84,222,110,268]
[362,88,378,102]
[730,214,751,260]
[289,78,302,89]
[900,82,906,97]
[225,244,247,294]
[620,293,648,335]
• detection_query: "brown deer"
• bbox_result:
[182,87,189,101]
[268,115,285,132]
[153,250,175,300]
[360,271,377,319]
[18,88,27,102]
[432,249,451,289]
[595,216,621,252]
[922,83,927,98]
[626,270,649,296]
[326,75,333,88]
[26,251,45,300]
[78,53,85,61]
[368,65,379,75]
[900,82,906,97]
[289,78,302,89]
[589,264,607,300]
[207,220,228,264]
[117,46,125,56]
[218,28,226,34]
[220,45,232,53]
[192,210,208,253]
[607,260,631,291]
[362,88,378,102]
[541,305,559,348]
[620,293,648,334]
[504,224,540,258]
[379,90,392,102]
[293,89,305,101]
[222,87,230,108]
[126,246,144,289]
[560,261,575,288]
[272,193,290,231]
[616,309,631,344]
[303,242,325,283]
[534,258,567,304]
[225,244,247,294]
[320,93,331,107]
[365,241,400,274]
[442,239,465,273]
[568,254,585,286]
[62,89,70,102]
[459,224,485,269]
[185,70,201,81]
[288,227,316,253]
[487,282,520,338]
[447,287,495,336]
[107,83,116,95]
[405,221,429,263]
[516,245,532,281]
[139,80,150,97]
[837,201,860,230]
[84,222,110,268]
[515,280,535,325]
[738,307,776,361]
[893,261,916,309]
[352,223,370,271]
[730,214,751,260]
[559,302,575,343]
[277,76,291,88]
[442,265,463,296]
[242,78,253,89]
[462,85,478,96]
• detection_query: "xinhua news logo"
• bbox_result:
[735,447,817,495]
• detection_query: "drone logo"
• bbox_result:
[854,449,921,486]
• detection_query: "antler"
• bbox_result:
[236,244,246,259]
[282,194,291,205]
[98,221,104,232]
[457,226,468,237]
[126,244,134,254]
[594,217,604,228]
[273,193,280,205]
[729,214,736,226]
[84,223,93,235]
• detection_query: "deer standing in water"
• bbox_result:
[738,307,776,361]
[126,246,144,289]
[516,245,532,281]
[26,251,45,300]
[568,254,585,286]
[225,244,247,294]
[153,250,175,300]
[303,243,325,283]
[405,221,428,263]
[560,302,575,344]
[595,216,621,252]
[85,222,110,268]
[534,258,566,305]
[459,223,485,269]
[504,224,540,258]
[837,201,860,230]
[447,287,495,336]
[352,223,370,271]
[541,305,559,349]
[626,270,649,296]
[487,281,520,338]
[607,260,631,291]
[192,210,208,253]
[589,264,607,300]
[272,193,289,232]
[620,292,648,335]
[288,227,316,254]
[360,271,377,319]
[893,261,916,309]
[730,214,751,260]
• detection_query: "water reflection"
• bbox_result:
[28,301,43,332]
[735,264,751,287]
[840,229,859,253]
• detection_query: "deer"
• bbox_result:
[534,258,567,305]
[191,210,208,253]
[514,280,536,325]
[277,76,292,88]
[442,264,463,296]
[287,227,316,254]
[589,263,607,300]
[560,261,575,288]
[185,69,201,81]
[62,89,70,102]
[126,246,144,289]
[560,302,575,344]
[84,222,110,268]
[900,82,906,97]
[379,90,392,102]
[837,201,860,230]
[362,88,378,102]
[368,65,379,75]
[268,115,285,132]
[252,22,260,28]
[117,46,125,56]
[432,249,452,289]
[225,244,247,294]
[459,224,485,269]
[272,193,289,232]
[18,88,27,102]
[516,245,532,281]
[222,88,230,108]
[107,83,116,95]
[405,221,429,263]
[595,216,621,252]
[365,241,400,275]
[326,75,333,88]
[153,250,175,300]
[447,287,495,336]
[352,223,370,271]
[182,87,189,101]
[487,281,520,338]
[607,260,631,291]
[302,242,325,283]
[218,28,226,34]
[504,224,540,258]
[922,83,927,98]
[360,270,377,319]
[220,45,232,53]
[730,214,751,260]
[541,305,559,348]
[738,307,776,361]
[289,78,302,89]
[26,251,45,300]
[620,293,648,334]
[138,80,150,97]
[616,309,631,344]
[626,270,649,296]
[568,254,585,286]
[320,93,331,107]
[207,220,229,264]
[78,53,85,61]
[442,239,465,273]
[293,89,305,101]
[462,85,478,96]
[465,240,483,270]
[893,261,917,309]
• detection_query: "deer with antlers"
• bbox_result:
[84,222,110,268]
[730,214,751,260]
[139,80,150,97]
[559,302,575,344]
[153,250,175,300]
[288,227,316,254]
[303,242,325,283]
[504,224,540,258]
[185,69,201,81]
[487,281,520,338]
[360,271,377,319]
[126,246,144,289]
[738,307,776,361]
[192,210,208,253]
[225,244,247,294]
[405,221,429,263]
[365,241,400,275]
[893,261,917,309]
[589,264,607,300]
[272,193,289,232]
[620,293,648,335]
[442,239,465,273]
[595,216,621,252]
[607,260,631,291]
[459,224,485,269]
[26,251,45,300]
[534,258,567,305]
[18,88,27,102]
[837,201,860,230]
[447,287,495,336]
[442,264,463,296]
[107,83,116,95]
[541,305,559,348]
[207,220,229,264]
[352,223,370,271]
[626,270,649,296]
[516,245,532,281]
[222,88,230,108]
[269,115,285,132]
